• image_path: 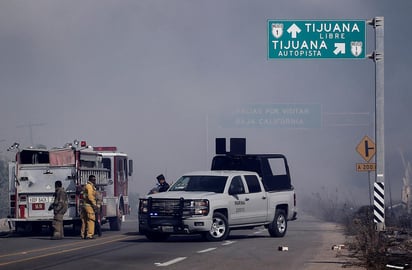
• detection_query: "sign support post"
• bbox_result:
[368,17,385,231]
[368,171,372,206]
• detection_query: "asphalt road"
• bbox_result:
[0,214,362,270]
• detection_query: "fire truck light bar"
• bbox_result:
[93,146,117,151]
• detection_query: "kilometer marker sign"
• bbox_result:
[356,163,376,172]
[267,20,366,59]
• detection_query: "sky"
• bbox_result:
[0,0,411,207]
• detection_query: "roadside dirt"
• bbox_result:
[304,221,365,270]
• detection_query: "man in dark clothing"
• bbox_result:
[48,180,68,240]
[95,189,103,237]
[156,174,170,192]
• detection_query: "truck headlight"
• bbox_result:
[139,199,149,214]
[183,199,209,216]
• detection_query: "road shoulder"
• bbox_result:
[304,221,364,270]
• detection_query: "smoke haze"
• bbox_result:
[0,0,411,206]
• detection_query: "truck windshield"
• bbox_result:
[19,150,49,164]
[169,175,228,193]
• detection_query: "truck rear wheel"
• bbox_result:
[268,209,287,237]
[203,212,229,242]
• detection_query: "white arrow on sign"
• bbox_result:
[333,43,346,55]
[287,24,301,38]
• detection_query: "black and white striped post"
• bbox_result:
[374,182,385,225]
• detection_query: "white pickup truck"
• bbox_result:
[138,138,297,242]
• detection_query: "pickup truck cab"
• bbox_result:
[139,170,296,241]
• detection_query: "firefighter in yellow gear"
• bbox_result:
[81,175,98,239]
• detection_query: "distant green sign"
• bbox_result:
[267,20,366,59]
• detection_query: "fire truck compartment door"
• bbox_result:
[105,197,118,217]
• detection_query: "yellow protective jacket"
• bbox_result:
[83,181,97,208]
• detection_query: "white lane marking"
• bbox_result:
[154,257,187,266]
[154,239,237,266]
[197,247,217,253]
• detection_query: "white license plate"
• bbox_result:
[161,226,174,233]
[29,197,53,203]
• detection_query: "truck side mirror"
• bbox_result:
[229,184,243,195]
[128,160,133,176]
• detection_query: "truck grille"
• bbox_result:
[149,198,183,217]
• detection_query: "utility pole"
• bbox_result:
[16,122,46,146]
[0,139,5,153]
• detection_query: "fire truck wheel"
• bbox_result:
[109,217,122,231]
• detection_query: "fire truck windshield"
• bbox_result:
[19,150,49,164]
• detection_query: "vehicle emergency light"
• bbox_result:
[80,141,87,147]
[93,146,118,151]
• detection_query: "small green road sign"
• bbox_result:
[267,20,366,59]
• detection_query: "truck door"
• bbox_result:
[243,175,268,223]
[228,176,249,225]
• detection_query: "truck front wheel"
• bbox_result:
[203,212,229,242]
[268,209,287,237]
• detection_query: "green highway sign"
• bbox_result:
[267,20,366,59]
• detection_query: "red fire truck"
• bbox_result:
[8,140,133,234]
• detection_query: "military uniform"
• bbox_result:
[81,178,97,239]
[156,174,170,192]
[50,181,68,240]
